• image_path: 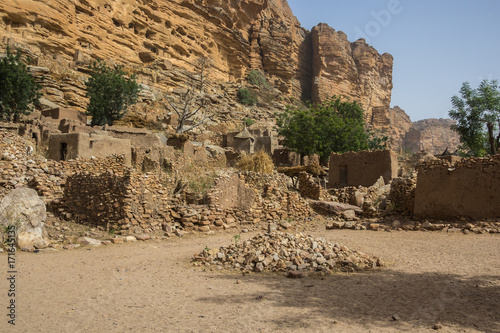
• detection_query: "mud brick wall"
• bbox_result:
[414,155,500,219]
[329,150,398,187]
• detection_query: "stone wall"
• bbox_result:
[298,172,325,200]
[389,176,416,215]
[329,150,398,188]
[414,155,500,219]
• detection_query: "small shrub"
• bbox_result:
[246,70,269,89]
[243,118,256,127]
[238,88,257,106]
[237,151,274,174]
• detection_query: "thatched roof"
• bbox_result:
[234,127,255,141]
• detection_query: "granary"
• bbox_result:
[233,127,255,154]
[223,126,278,155]
[48,132,132,166]
[329,150,398,187]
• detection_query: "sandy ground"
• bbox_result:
[1,229,499,333]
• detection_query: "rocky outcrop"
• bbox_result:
[381,106,459,155]
[403,118,460,155]
[310,24,393,122]
[387,106,413,149]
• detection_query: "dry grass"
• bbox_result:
[236,150,274,174]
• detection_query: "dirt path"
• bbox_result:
[2,230,499,333]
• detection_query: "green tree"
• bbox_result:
[85,61,140,126]
[276,96,387,161]
[449,80,500,156]
[0,46,41,122]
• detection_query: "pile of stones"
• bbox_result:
[193,231,383,274]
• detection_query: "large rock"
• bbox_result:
[0,188,48,249]
[310,200,362,215]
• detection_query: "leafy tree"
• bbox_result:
[449,80,500,156]
[276,96,387,161]
[85,61,140,126]
[0,46,41,122]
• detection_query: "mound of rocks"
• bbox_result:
[193,232,383,274]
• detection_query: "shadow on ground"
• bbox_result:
[198,269,500,332]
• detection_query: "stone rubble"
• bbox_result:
[193,231,384,274]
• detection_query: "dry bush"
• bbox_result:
[236,150,274,174]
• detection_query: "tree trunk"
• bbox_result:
[497,119,500,153]
[487,122,496,155]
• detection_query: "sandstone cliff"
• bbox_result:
[0,0,392,125]
[311,24,393,122]
[381,106,459,155]
[403,118,460,155]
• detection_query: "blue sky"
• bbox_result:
[287,0,500,121]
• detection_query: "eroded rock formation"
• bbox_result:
[311,24,393,122]
[0,0,392,123]
[403,118,460,155]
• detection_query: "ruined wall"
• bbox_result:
[208,171,312,223]
[414,156,500,219]
[208,173,255,210]
[298,171,325,200]
[272,148,300,167]
[329,150,398,188]
[132,145,175,173]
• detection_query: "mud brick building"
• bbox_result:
[48,133,132,166]
[329,150,398,188]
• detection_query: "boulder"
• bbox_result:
[310,200,362,215]
[77,237,102,247]
[0,188,47,249]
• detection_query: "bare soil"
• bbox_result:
[2,229,499,333]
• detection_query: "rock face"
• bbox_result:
[384,106,460,155]
[387,106,413,149]
[311,24,393,122]
[0,187,47,249]
[0,0,393,125]
[403,118,460,155]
